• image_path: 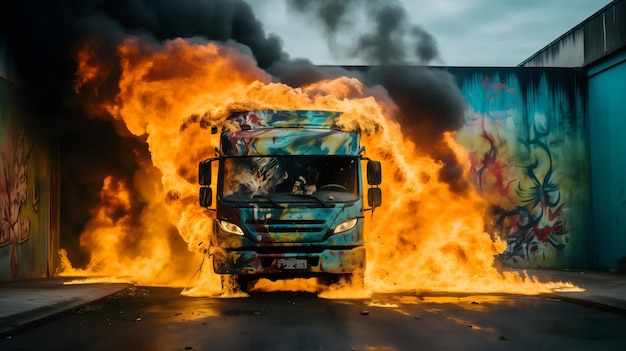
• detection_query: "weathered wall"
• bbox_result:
[0,47,52,282]
[521,28,586,68]
[520,0,625,67]
[587,52,626,271]
[452,68,591,268]
[514,0,626,271]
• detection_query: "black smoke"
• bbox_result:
[2,0,290,266]
[362,66,468,192]
[286,0,441,65]
[282,0,466,191]
[2,0,467,266]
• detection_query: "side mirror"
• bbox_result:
[199,187,213,207]
[199,159,212,185]
[368,188,382,208]
[367,160,382,186]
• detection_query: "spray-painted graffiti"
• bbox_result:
[456,71,584,267]
[0,129,35,278]
[494,137,569,265]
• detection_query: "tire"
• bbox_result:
[318,272,365,288]
[221,274,250,293]
[236,275,253,293]
[317,273,351,286]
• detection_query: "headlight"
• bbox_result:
[334,218,358,234]
[218,220,244,235]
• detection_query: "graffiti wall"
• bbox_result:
[452,68,591,268]
[0,77,50,282]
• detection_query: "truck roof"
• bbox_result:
[226,110,343,130]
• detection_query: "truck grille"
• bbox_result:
[244,219,327,239]
[245,219,326,232]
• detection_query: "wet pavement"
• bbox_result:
[526,268,626,312]
[1,269,625,338]
[0,277,132,337]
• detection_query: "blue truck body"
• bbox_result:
[199,110,381,289]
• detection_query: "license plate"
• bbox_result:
[276,258,307,270]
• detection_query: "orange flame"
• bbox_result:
[63,37,577,295]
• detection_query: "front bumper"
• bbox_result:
[212,246,366,276]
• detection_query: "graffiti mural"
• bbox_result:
[0,77,49,282]
[0,127,35,278]
[455,69,590,268]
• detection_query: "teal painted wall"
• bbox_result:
[587,52,626,270]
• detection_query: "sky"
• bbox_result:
[247,0,614,66]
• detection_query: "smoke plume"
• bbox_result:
[282,0,465,190]
[286,0,441,65]
[3,0,291,266]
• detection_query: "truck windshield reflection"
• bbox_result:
[221,155,358,203]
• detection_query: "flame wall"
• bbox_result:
[0,63,591,282]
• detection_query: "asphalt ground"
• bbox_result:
[1,269,625,338]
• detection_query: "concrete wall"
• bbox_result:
[0,38,55,282]
[520,0,626,67]
[520,29,586,68]
[518,0,626,271]
[453,67,591,268]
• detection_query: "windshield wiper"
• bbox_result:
[252,194,284,208]
[289,193,333,207]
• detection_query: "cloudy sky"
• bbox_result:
[247,0,613,66]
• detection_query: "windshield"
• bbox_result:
[220,155,359,203]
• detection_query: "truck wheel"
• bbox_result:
[236,275,253,293]
[318,273,351,286]
[220,274,250,293]
[319,272,364,288]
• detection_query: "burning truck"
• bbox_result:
[199,110,382,292]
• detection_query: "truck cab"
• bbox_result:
[199,110,381,291]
